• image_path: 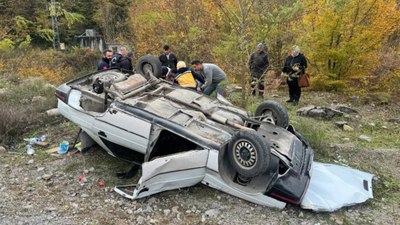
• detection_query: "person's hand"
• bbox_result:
[292,65,299,71]
[281,72,288,77]
[197,87,202,93]
[288,77,292,82]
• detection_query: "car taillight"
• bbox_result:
[55,89,68,103]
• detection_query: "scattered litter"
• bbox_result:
[26,145,35,155]
[58,141,69,154]
[98,181,105,187]
[78,175,88,186]
[46,147,59,154]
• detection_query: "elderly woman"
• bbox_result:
[282,45,308,105]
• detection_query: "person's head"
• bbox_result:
[290,45,301,57]
[127,51,135,60]
[103,49,113,59]
[256,43,266,51]
[163,44,171,54]
[191,60,203,71]
[177,61,186,70]
[119,47,128,56]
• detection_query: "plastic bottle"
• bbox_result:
[26,145,35,155]
[25,135,47,144]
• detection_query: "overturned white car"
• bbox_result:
[56,56,373,212]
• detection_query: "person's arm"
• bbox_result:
[249,53,254,70]
[282,57,292,73]
[201,66,212,90]
[301,55,308,74]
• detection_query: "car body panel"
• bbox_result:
[301,162,374,212]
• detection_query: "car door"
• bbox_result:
[92,105,151,156]
[115,150,209,200]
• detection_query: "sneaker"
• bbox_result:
[286,99,293,103]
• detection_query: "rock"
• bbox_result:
[382,126,387,129]
[37,167,45,172]
[335,121,348,128]
[136,215,145,224]
[163,209,171,216]
[368,122,376,127]
[343,125,354,132]
[359,135,372,142]
[297,106,343,120]
[126,209,133,214]
[298,212,304,218]
[46,108,60,116]
[0,88,8,94]
[42,174,52,181]
[80,193,89,198]
[333,105,359,114]
[89,167,95,172]
[204,209,220,218]
[0,146,6,154]
[149,219,159,224]
[171,206,179,213]
[342,137,350,142]
[27,159,34,164]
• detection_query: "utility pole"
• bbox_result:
[49,0,61,50]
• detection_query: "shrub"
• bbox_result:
[0,77,57,145]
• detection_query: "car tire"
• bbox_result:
[255,100,289,128]
[135,55,162,79]
[92,71,126,83]
[228,130,271,178]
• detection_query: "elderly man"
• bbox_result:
[110,47,133,71]
[191,60,227,96]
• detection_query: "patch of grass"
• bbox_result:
[0,76,57,146]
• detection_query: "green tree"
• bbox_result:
[300,0,400,91]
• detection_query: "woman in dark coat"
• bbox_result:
[282,45,307,105]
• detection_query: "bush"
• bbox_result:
[0,77,57,145]
[0,48,99,85]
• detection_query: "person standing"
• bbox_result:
[159,44,178,73]
[249,43,269,95]
[281,45,307,105]
[97,49,113,71]
[191,60,227,96]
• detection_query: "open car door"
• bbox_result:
[114,150,209,199]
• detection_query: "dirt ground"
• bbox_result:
[1,91,399,225]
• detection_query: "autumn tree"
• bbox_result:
[299,0,400,92]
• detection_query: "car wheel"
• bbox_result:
[135,55,162,79]
[92,71,126,83]
[255,100,289,128]
[228,130,271,178]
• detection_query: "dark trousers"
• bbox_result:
[287,77,301,102]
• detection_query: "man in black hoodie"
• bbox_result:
[97,49,113,71]
[249,43,269,95]
[159,44,178,73]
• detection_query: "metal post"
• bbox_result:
[49,0,60,50]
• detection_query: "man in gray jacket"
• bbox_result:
[191,60,227,96]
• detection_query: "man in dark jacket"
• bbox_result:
[97,49,113,71]
[249,43,269,95]
[110,47,133,71]
[159,44,178,73]
[282,45,307,105]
